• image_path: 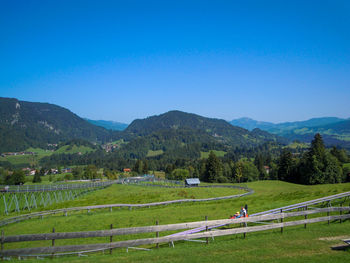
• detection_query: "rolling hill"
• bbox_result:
[117,111,287,159]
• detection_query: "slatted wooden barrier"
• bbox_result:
[1,207,349,257]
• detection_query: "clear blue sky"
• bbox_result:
[1,0,349,123]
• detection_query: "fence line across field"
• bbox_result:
[0,184,254,226]
[1,207,349,257]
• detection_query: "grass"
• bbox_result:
[343,163,350,169]
[1,181,350,262]
[146,150,164,157]
[53,145,95,154]
[200,150,227,159]
[19,221,349,263]
[286,141,310,149]
[0,146,95,166]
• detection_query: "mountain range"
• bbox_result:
[0,98,283,154]
[85,119,128,131]
[1,97,349,156]
[230,117,350,148]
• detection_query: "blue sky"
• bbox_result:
[1,0,349,123]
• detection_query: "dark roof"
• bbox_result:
[185,178,200,185]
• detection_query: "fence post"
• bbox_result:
[280,209,283,233]
[110,224,113,254]
[340,203,342,224]
[304,206,307,229]
[156,220,159,248]
[205,216,209,244]
[1,230,4,260]
[51,227,55,258]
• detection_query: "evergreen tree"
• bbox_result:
[310,133,325,160]
[278,149,295,182]
[142,160,149,174]
[298,133,342,185]
[133,160,143,175]
[32,170,42,183]
[203,151,223,182]
[330,147,349,163]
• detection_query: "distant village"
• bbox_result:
[1,151,36,157]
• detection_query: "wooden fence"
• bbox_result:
[0,184,253,227]
[1,207,349,257]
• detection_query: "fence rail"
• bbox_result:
[0,181,114,193]
[0,184,253,226]
[1,207,349,257]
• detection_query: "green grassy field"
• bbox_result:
[0,145,95,166]
[285,141,310,149]
[200,150,227,159]
[146,150,164,157]
[1,181,350,262]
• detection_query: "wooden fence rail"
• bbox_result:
[1,207,349,257]
[0,185,253,227]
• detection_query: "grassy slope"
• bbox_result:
[0,146,95,166]
[146,150,164,157]
[2,181,350,262]
[200,150,227,159]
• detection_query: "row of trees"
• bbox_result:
[278,134,349,184]
[165,134,349,185]
[1,133,349,186]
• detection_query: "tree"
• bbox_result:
[133,160,143,175]
[7,170,25,185]
[298,134,343,185]
[310,133,325,160]
[83,165,98,179]
[233,162,243,183]
[254,154,267,180]
[142,160,149,174]
[240,161,259,182]
[169,168,189,180]
[203,151,223,182]
[32,170,42,183]
[72,167,83,180]
[323,153,343,184]
[278,149,295,182]
[330,147,349,163]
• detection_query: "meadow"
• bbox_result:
[1,181,350,262]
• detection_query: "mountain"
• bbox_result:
[85,119,128,131]
[230,118,275,131]
[230,116,350,149]
[0,97,119,152]
[230,117,345,132]
[124,110,286,148]
[110,111,287,160]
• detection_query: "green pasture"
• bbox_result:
[146,150,164,157]
[1,181,350,262]
[200,150,227,159]
[0,145,95,166]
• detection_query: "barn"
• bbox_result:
[185,178,200,187]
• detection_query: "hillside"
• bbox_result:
[231,117,346,132]
[113,111,287,160]
[0,97,119,152]
[85,119,128,131]
[124,111,285,149]
[231,116,350,149]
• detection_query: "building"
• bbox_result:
[264,166,270,174]
[185,178,200,187]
